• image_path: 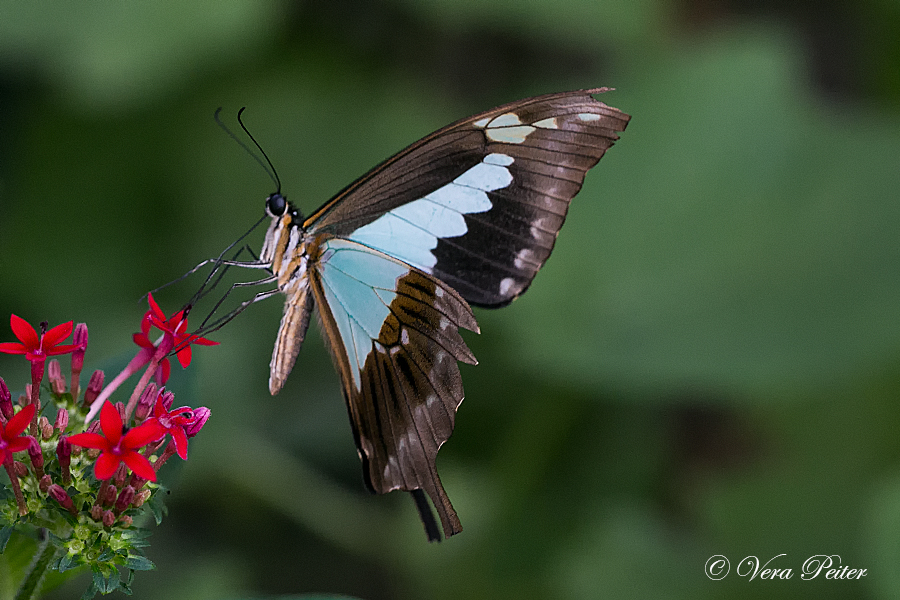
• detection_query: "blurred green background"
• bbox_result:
[1,0,900,598]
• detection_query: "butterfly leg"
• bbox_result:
[179,282,281,347]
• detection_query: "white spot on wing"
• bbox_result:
[533,117,559,129]
[513,247,535,269]
[484,153,514,166]
[473,117,490,128]
[577,112,601,122]
[488,113,523,127]
[499,277,516,296]
[479,113,536,144]
[486,125,535,144]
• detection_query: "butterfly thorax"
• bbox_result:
[259,196,312,293]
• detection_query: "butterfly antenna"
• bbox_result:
[214,107,280,190]
[236,107,282,194]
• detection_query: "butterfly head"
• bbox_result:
[266,193,288,218]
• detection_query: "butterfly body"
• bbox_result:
[255,89,630,540]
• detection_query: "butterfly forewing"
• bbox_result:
[304,88,630,306]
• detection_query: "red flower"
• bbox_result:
[0,403,36,464]
[0,315,79,362]
[68,402,166,482]
[151,394,209,460]
[132,293,217,384]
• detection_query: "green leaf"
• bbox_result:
[91,564,119,594]
[0,525,12,553]
[146,490,168,526]
[118,569,135,595]
[57,553,81,573]
[124,555,155,571]
[96,548,116,562]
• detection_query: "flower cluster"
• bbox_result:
[0,301,213,598]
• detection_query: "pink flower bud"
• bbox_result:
[0,377,12,420]
[130,475,147,492]
[39,474,52,493]
[185,407,211,438]
[135,384,158,423]
[57,436,72,484]
[132,489,151,508]
[102,510,116,527]
[103,483,118,506]
[48,484,77,514]
[115,486,136,513]
[82,370,104,408]
[56,435,71,461]
[27,438,44,476]
[71,323,88,375]
[118,515,133,527]
[48,360,66,394]
[39,416,53,440]
[12,461,27,478]
[91,504,103,521]
[26,438,41,460]
[159,390,174,411]
[114,463,128,488]
[55,408,69,432]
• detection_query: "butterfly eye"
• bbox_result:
[266,193,287,217]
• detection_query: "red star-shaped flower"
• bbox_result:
[132,293,217,384]
[0,403,36,464]
[151,394,209,460]
[68,402,166,481]
[0,315,79,362]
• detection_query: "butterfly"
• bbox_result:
[211,89,629,541]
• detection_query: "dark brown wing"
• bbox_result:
[308,237,479,539]
[304,88,630,307]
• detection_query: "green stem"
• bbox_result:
[14,529,56,600]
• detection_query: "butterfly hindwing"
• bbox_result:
[308,237,478,538]
[304,88,631,306]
